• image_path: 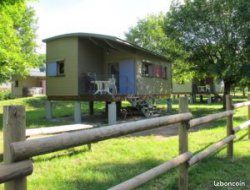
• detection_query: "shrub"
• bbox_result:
[0,90,11,100]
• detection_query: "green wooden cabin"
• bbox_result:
[43,33,172,124]
[43,33,171,101]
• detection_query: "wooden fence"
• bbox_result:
[0,94,250,190]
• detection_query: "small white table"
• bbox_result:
[91,81,112,95]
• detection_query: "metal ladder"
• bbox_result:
[126,96,159,117]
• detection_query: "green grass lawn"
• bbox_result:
[0,96,250,189]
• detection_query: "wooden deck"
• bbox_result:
[47,94,171,102]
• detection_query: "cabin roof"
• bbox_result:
[43,33,169,61]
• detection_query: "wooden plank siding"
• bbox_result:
[45,34,172,99]
[46,37,79,96]
[135,54,172,96]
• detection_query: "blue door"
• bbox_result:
[119,60,136,95]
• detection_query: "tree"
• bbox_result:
[0,0,41,82]
[166,0,250,106]
[126,13,168,56]
[237,78,250,97]
[125,13,193,82]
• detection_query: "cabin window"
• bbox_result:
[47,60,65,76]
[14,80,19,87]
[142,61,167,79]
[162,66,167,79]
[142,63,152,77]
[57,61,65,75]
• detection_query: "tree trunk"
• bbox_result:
[243,88,245,97]
[199,95,204,103]
[223,80,232,109]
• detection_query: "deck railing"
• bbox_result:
[81,73,134,95]
[1,94,250,190]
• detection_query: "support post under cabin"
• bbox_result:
[74,101,81,123]
[207,95,212,104]
[116,101,121,117]
[46,100,53,120]
[108,102,117,125]
[4,106,27,190]
[105,101,111,116]
[89,101,94,115]
[191,93,196,104]
[166,98,172,113]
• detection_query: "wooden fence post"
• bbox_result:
[226,95,233,160]
[178,97,189,190]
[3,106,26,190]
[248,94,250,139]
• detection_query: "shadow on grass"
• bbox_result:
[190,106,224,118]
[33,146,91,163]
[0,110,73,130]
[235,132,249,142]
[32,153,250,190]
[23,96,47,108]
[40,158,178,190]
[0,100,109,130]
[188,156,250,190]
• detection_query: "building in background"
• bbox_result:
[0,82,11,90]
[172,77,224,103]
[11,68,46,97]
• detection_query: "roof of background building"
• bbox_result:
[29,68,46,77]
[43,33,169,61]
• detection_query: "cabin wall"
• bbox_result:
[46,37,78,96]
[104,48,136,74]
[11,76,23,97]
[135,54,172,96]
[104,48,137,94]
[105,49,135,64]
[78,38,105,95]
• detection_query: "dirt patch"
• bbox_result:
[50,111,205,139]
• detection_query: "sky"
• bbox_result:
[30,0,173,53]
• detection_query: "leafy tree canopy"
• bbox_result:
[0,0,41,82]
[125,13,193,82]
[166,0,250,95]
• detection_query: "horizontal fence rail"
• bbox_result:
[0,160,33,183]
[10,113,192,161]
[26,124,93,137]
[2,94,250,190]
[233,120,250,133]
[189,110,234,128]
[108,152,193,190]
[233,101,250,109]
[188,135,236,166]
